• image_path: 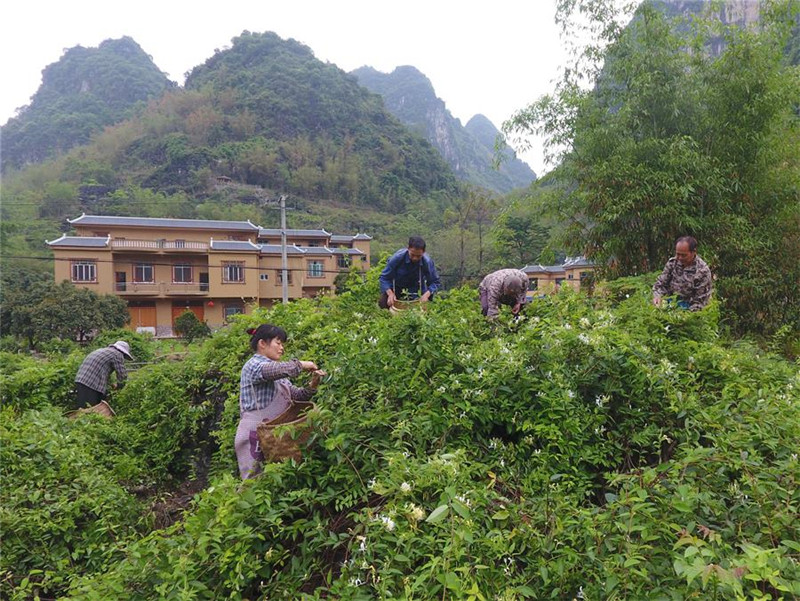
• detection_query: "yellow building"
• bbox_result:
[47,214,371,336]
[522,256,596,298]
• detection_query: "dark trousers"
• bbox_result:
[76,383,104,408]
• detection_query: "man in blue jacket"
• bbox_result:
[378,236,441,309]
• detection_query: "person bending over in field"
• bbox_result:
[479,268,530,320]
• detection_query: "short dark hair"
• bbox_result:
[408,236,426,250]
[677,236,698,252]
[249,323,287,351]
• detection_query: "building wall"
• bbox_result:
[51,219,370,337]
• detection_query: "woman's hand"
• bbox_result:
[310,369,327,389]
[299,360,318,371]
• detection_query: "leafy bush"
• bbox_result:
[174,310,211,343]
[0,407,150,599]
[3,281,799,600]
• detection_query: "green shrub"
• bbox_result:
[4,283,799,600]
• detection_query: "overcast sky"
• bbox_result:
[1,0,571,175]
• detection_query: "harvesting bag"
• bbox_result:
[256,401,316,463]
[67,400,115,419]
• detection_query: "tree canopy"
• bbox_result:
[505,0,800,336]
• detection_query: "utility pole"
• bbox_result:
[280,195,289,304]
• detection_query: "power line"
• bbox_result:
[0,253,489,281]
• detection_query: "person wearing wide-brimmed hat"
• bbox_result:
[74,340,133,408]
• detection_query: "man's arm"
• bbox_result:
[484,276,504,318]
[424,257,442,296]
[689,268,713,311]
[379,253,400,294]
[653,261,674,304]
[113,354,128,389]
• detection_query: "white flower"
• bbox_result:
[400,481,412,493]
[567,390,575,399]
[791,454,798,462]
[455,494,471,507]
[368,478,377,489]
[437,385,446,393]
[578,334,591,345]
[409,504,425,521]
[563,323,572,330]
[580,317,591,328]
[368,336,377,345]
[380,515,396,531]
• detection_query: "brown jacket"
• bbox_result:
[479,269,529,318]
[653,256,712,311]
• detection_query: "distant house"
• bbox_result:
[521,256,596,297]
[47,214,371,337]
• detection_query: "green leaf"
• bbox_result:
[426,504,450,523]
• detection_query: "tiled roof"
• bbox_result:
[47,235,110,248]
[332,248,366,255]
[297,247,334,256]
[563,256,594,268]
[521,264,566,275]
[329,235,354,244]
[258,228,331,238]
[68,214,260,231]
[209,240,261,252]
[259,244,307,255]
[330,233,373,243]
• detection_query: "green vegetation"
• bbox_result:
[2,273,799,600]
[505,0,800,339]
[1,37,174,170]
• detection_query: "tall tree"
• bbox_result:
[504,0,800,335]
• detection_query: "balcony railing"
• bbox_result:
[115,282,209,295]
[112,239,208,251]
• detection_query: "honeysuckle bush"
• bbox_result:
[3,272,799,600]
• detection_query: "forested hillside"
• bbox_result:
[353,65,536,194]
[1,37,174,171]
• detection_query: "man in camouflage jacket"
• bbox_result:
[479,268,530,319]
[653,236,712,311]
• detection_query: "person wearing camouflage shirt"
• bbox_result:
[479,268,530,319]
[653,236,712,311]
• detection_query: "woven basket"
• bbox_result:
[257,401,316,463]
[389,299,427,314]
[67,400,115,419]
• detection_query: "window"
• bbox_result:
[528,278,538,291]
[222,261,245,283]
[277,269,293,284]
[307,240,321,247]
[307,261,324,278]
[259,273,269,281]
[555,278,565,287]
[71,260,97,283]
[337,255,351,269]
[173,263,193,283]
[224,304,245,321]
[133,263,154,283]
